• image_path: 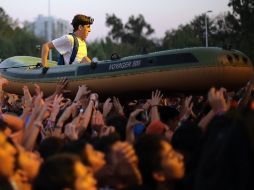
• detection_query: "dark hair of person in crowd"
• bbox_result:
[105,114,128,140]
[134,135,167,188]
[194,107,254,190]
[135,134,185,190]
[37,137,66,160]
[158,106,180,131]
[93,133,121,157]
[61,139,90,166]
[33,154,80,190]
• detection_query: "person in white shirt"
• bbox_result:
[41,14,93,68]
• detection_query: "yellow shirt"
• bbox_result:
[52,34,87,65]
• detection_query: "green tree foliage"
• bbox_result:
[162,14,215,49]
[162,24,201,49]
[100,14,158,57]
[0,7,43,60]
[227,0,254,60]
[209,13,240,48]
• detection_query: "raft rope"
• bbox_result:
[0,63,42,70]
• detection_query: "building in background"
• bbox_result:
[33,15,72,40]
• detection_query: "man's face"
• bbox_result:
[79,25,91,40]
[159,141,185,180]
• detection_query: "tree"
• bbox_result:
[105,14,157,56]
[0,7,43,59]
[162,14,216,49]
[227,0,254,60]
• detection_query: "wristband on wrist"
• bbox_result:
[150,104,159,108]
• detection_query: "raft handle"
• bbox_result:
[111,53,121,61]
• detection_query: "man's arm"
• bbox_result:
[41,41,55,68]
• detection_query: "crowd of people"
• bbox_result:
[0,75,254,190]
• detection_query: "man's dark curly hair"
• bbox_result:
[71,14,94,31]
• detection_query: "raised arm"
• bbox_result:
[149,90,163,122]
[41,41,54,68]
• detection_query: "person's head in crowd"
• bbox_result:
[105,114,128,140]
[33,154,97,190]
[159,106,180,132]
[96,141,142,189]
[38,137,66,160]
[10,146,42,190]
[0,132,17,190]
[93,133,120,156]
[62,140,106,174]
[0,132,17,178]
[15,147,42,182]
[135,134,184,189]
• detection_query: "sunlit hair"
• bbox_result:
[71,14,94,31]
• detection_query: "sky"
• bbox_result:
[1,0,231,41]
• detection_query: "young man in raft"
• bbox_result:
[41,14,93,68]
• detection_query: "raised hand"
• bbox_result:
[208,87,228,114]
[74,84,91,102]
[23,85,32,102]
[54,77,68,95]
[150,90,163,106]
[50,94,64,120]
[91,110,106,132]
[64,123,79,140]
[149,90,163,122]
[179,96,195,120]
[34,83,41,96]
[99,126,115,137]
[89,93,98,101]
[111,141,142,185]
[56,102,79,128]
[127,108,144,127]
[103,98,113,118]
[113,96,124,116]
[126,108,144,144]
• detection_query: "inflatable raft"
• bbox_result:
[0,47,253,97]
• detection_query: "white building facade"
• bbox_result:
[33,15,72,40]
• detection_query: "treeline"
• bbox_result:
[0,0,254,62]
[0,8,43,60]
[88,0,254,62]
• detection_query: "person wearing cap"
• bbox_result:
[41,14,94,68]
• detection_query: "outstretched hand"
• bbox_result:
[150,90,163,106]
[113,96,124,116]
[54,77,68,95]
[103,98,113,118]
[179,96,195,120]
[208,87,228,114]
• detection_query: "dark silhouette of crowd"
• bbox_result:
[0,76,254,190]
